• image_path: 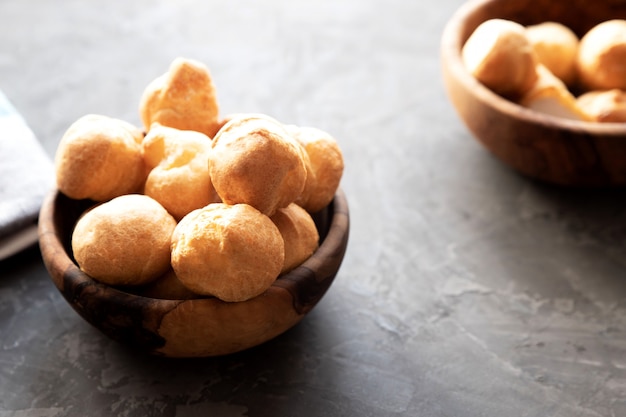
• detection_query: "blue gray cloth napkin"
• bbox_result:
[0,90,54,260]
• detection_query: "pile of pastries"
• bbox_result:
[55,57,344,302]
[462,18,626,123]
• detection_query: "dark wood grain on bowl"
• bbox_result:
[38,189,349,357]
[441,0,626,187]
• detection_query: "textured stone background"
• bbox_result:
[1,0,626,416]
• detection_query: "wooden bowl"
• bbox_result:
[441,0,626,187]
[38,189,349,357]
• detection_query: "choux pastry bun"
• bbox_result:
[577,19,626,91]
[139,57,221,138]
[286,125,344,213]
[519,65,591,121]
[462,18,538,99]
[55,114,146,201]
[577,89,626,123]
[71,194,177,286]
[142,123,220,220]
[208,114,307,216]
[58,56,343,307]
[171,203,285,302]
[526,21,579,87]
[271,203,319,274]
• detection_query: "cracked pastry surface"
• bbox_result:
[171,203,284,302]
[208,114,307,216]
[142,123,220,220]
[139,57,220,138]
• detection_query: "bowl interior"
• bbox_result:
[39,189,349,357]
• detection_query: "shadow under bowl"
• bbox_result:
[441,0,626,187]
[38,189,349,358]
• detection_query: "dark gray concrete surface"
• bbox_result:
[2,0,626,416]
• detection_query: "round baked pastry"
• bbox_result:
[142,123,220,220]
[462,18,538,99]
[577,89,626,123]
[139,57,221,138]
[208,114,307,216]
[72,194,177,286]
[577,19,626,91]
[55,114,146,201]
[526,21,579,87]
[271,203,319,274]
[286,125,344,213]
[171,203,285,302]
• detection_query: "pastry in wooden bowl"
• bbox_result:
[271,203,319,275]
[577,89,626,123]
[55,114,146,201]
[71,194,177,286]
[142,123,220,220]
[139,57,221,138]
[461,18,538,100]
[526,21,579,87]
[441,0,626,187]
[171,203,285,302]
[38,188,349,357]
[577,19,626,92]
[518,64,591,122]
[208,114,307,216]
[287,125,345,214]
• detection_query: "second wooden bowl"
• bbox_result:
[38,189,349,357]
[441,0,626,187]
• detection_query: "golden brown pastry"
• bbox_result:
[577,89,626,122]
[526,21,579,87]
[72,194,177,286]
[462,18,539,99]
[577,19,626,91]
[286,125,344,213]
[208,114,307,216]
[171,203,285,302]
[142,123,220,220]
[55,114,146,201]
[139,57,220,137]
[271,203,319,274]
[519,65,592,121]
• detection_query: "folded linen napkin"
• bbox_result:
[0,90,54,260]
